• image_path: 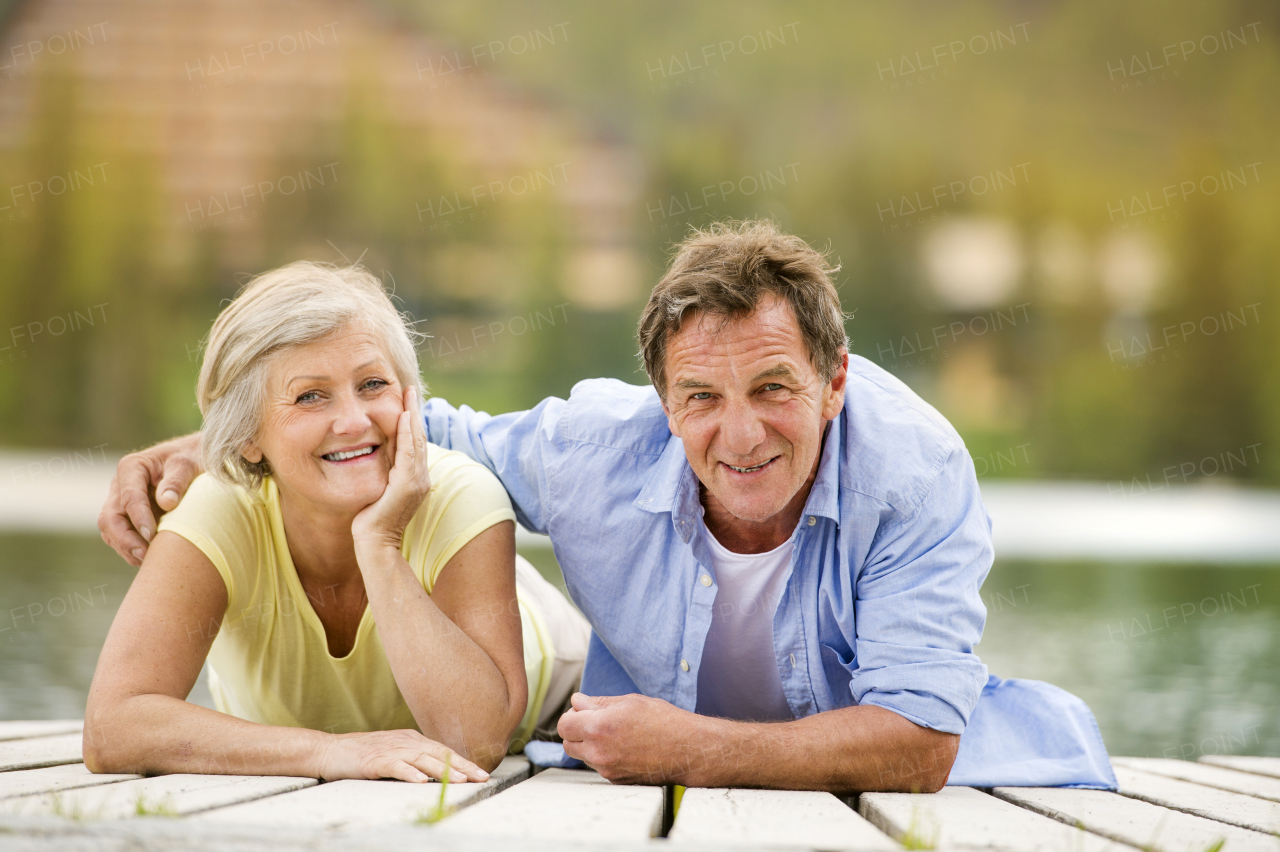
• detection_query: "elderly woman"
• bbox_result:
[84,262,588,782]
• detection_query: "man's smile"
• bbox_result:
[722,456,779,475]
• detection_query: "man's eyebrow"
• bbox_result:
[673,377,712,390]
[752,364,798,383]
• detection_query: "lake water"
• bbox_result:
[1,533,1276,760]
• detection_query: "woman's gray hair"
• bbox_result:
[196,261,425,492]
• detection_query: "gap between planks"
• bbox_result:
[994,784,1279,852]
[1112,764,1280,834]
[192,755,530,828]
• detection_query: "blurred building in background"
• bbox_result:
[0,0,1276,490]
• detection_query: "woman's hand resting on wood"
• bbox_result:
[317,728,490,783]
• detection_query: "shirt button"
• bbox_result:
[808,516,817,526]
[680,659,690,672]
[700,575,712,587]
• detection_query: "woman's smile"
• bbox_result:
[321,443,381,464]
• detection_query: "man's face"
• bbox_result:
[661,295,847,524]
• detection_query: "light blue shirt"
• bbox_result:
[425,355,1116,788]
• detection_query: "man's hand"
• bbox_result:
[557,693,716,786]
[558,693,960,792]
[99,433,203,566]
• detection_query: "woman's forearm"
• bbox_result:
[84,694,328,777]
[357,546,518,769]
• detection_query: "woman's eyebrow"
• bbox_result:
[286,359,384,387]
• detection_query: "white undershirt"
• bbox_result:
[694,525,796,722]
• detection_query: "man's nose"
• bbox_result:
[719,398,766,456]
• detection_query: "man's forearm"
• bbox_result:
[682,705,958,792]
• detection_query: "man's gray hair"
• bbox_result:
[638,220,847,399]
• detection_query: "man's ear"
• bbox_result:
[659,395,681,438]
[821,349,849,421]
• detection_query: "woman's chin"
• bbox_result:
[294,475,389,515]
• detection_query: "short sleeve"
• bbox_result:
[156,473,262,614]
[405,445,518,591]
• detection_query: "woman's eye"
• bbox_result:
[362,378,389,391]
[295,391,320,404]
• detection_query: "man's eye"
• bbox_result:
[691,392,712,401]
[762,383,784,392]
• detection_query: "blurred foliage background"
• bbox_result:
[0,0,1276,487]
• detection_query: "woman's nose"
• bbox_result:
[331,392,374,435]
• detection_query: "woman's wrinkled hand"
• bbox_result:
[316,728,489,783]
[351,386,430,554]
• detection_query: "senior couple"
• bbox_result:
[92,220,1115,791]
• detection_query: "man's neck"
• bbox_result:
[701,485,809,554]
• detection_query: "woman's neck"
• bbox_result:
[276,487,363,587]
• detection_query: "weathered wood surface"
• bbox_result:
[1201,756,1280,781]
[1,729,1276,852]
[993,785,1279,852]
[1113,765,1280,834]
[0,734,84,772]
[0,763,139,800]
[434,767,665,842]
[1113,756,1280,803]
[0,720,83,742]
[0,773,318,820]
[860,785,1129,852]
[194,756,530,828]
[671,786,900,850]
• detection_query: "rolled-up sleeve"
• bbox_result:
[847,446,992,734]
[422,396,566,534]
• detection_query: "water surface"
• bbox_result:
[2,534,1276,759]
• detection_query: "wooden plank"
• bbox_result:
[0,734,82,772]
[1113,757,1280,803]
[433,767,664,842]
[859,786,1128,852]
[1113,765,1280,834]
[193,755,531,828]
[1202,756,1280,782]
[0,763,139,800]
[671,787,900,850]
[0,720,83,743]
[0,773,318,820]
[993,786,1278,852]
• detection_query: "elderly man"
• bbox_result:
[101,221,1113,792]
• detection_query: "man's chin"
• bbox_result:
[710,488,790,525]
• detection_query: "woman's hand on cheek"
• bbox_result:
[352,385,431,556]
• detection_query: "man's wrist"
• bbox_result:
[678,713,743,787]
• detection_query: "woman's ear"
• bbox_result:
[242,441,264,464]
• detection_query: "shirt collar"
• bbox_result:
[632,408,845,528]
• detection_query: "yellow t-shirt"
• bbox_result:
[157,444,551,748]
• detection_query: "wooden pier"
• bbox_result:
[1,720,1278,851]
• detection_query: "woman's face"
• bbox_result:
[244,326,406,517]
